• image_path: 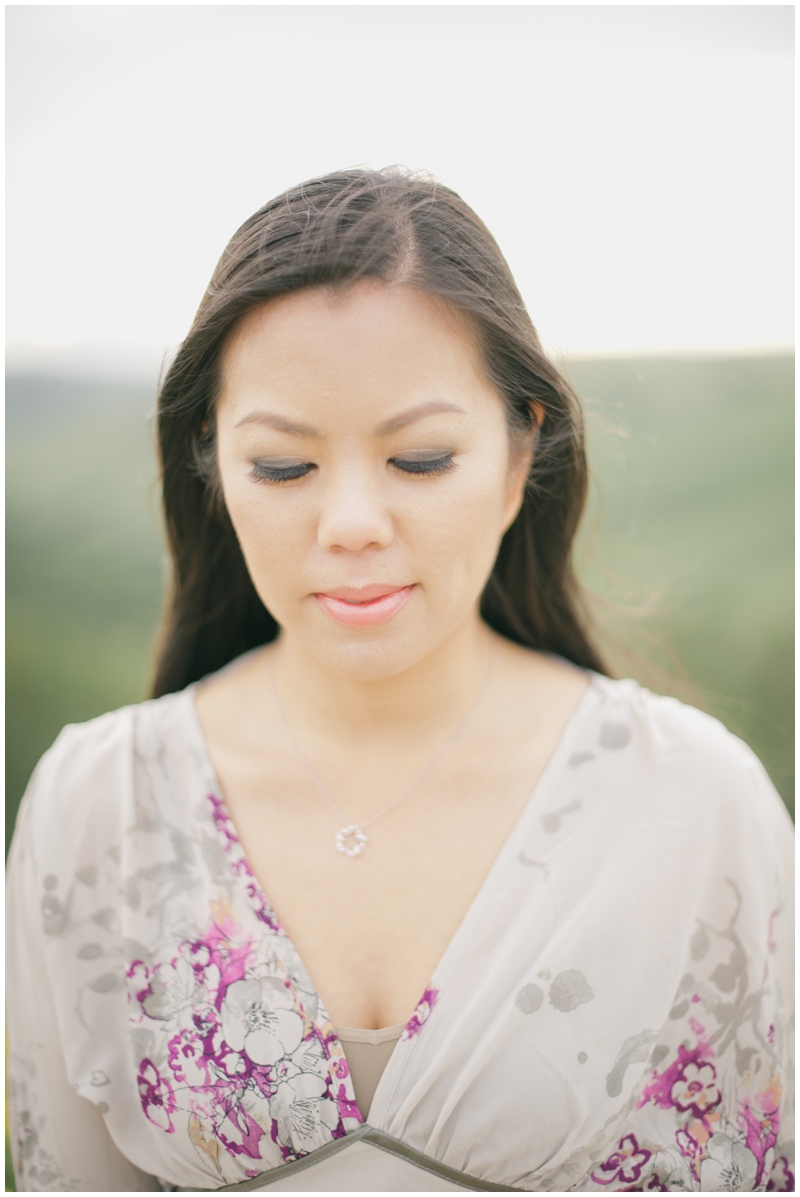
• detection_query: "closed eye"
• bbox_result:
[249,453,455,484]
[390,453,455,476]
[250,459,316,484]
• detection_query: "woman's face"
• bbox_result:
[216,282,531,679]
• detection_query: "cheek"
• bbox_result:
[217,444,512,613]
[398,459,511,581]
[220,468,313,592]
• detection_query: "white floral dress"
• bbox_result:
[6,671,794,1191]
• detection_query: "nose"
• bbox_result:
[316,466,394,554]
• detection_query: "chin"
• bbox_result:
[308,628,435,682]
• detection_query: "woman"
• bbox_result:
[7,168,793,1192]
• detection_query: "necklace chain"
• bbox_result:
[270,647,497,857]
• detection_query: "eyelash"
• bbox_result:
[251,462,312,484]
[250,455,455,485]
[391,454,455,477]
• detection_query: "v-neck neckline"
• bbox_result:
[423,671,601,994]
[181,665,602,1121]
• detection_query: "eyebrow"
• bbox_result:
[234,411,317,435]
[234,399,467,437]
[376,399,467,434]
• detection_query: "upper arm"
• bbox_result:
[7,754,161,1193]
[564,724,794,1192]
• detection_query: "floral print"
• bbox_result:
[5,675,793,1191]
[640,1030,722,1123]
[767,1155,795,1191]
[137,1059,177,1133]
[207,793,282,934]
[124,798,366,1181]
[669,1057,721,1120]
[580,954,792,1192]
[129,913,348,1169]
[701,1133,759,1191]
[402,987,439,1041]
[590,1133,653,1187]
[219,977,304,1066]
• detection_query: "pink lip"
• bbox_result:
[314,584,415,628]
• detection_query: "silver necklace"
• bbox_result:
[270,648,497,857]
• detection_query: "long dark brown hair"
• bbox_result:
[152,167,606,697]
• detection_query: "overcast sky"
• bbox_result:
[6,5,794,380]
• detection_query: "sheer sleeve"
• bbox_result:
[6,748,161,1193]
[572,742,794,1192]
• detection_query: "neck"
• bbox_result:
[271,610,496,748]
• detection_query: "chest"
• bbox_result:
[75,706,713,1192]
[194,661,592,1030]
[220,753,539,1029]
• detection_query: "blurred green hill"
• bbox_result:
[567,354,793,816]
[5,356,794,855]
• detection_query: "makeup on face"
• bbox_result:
[314,585,416,628]
[214,282,530,679]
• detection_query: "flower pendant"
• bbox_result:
[335,825,369,857]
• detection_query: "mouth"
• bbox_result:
[313,584,415,628]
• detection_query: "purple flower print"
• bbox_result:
[212,1082,268,1159]
[138,1059,177,1132]
[129,898,358,1173]
[675,1127,701,1163]
[738,1081,781,1189]
[669,1059,721,1121]
[638,1033,721,1128]
[207,794,282,933]
[183,1067,275,1160]
[202,917,254,994]
[621,1176,668,1192]
[591,1133,652,1187]
[221,977,304,1067]
[168,1028,217,1089]
[335,1082,361,1124]
[402,987,439,1041]
[766,1155,795,1191]
[190,1001,223,1041]
[215,1045,250,1081]
[127,958,151,1012]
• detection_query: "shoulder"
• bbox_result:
[582,673,793,852]
[25,687,196,788]
[11,689,202,866]
[589,671,770,770]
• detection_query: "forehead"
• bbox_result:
[217,282,491,405]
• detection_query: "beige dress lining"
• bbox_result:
[335,1025,404,1119]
